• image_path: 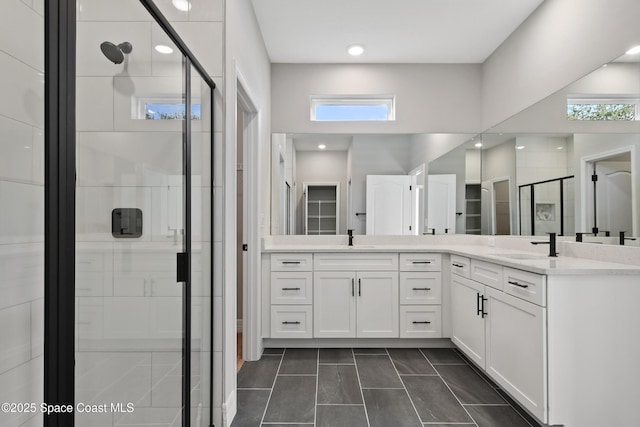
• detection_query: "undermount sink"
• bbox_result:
[349,245,377,249]
[491,253,548,260]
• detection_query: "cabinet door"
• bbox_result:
[484,287,547,423]
[356,272,399,338]
[451,275,486,368]
[313,272,356,338]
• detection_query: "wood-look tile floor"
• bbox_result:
[232,348,541,427]
[237,333,244,372]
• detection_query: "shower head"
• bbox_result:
[100,41,133,64]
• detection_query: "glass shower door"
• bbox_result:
[75,3,187,425]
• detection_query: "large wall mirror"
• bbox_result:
[271,50,640,244]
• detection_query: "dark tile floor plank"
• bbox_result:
[402,375,473,423]
[278,349,318,375]
[435,365,505,404]
[355,355,403,388]
[317,365,363,404]
[353,348,388,355]
[231,390,270,427]
[237,356,282,389]
[363,388,422,427]
[261,425,313,427]
[263,376,316,424]
[316,405,368,427]
[422,424,475,427]
[263,348,284,355]
[466,405,532,427]
[388,348,437,375]
[420,348,465,364]
[319,348,354,364]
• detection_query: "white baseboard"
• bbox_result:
[236,319,243,332]
[222,390,237,427]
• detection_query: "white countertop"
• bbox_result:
[262,237,640,276]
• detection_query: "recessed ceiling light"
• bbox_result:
[557,146,564,150]
[155,45,174,54]
[172,0,191,12]
[347,44,364,56]
[318,144,327,150]
[474,142,483,148]
[626,45,640,55]
[516,145,525,150]
[602,63,608,68]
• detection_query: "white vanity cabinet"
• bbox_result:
[450,259,547,423]
[313,253,399,338]
[399,253,442,338]
[269,253,313,338]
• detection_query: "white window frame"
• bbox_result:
[310,95,396,121]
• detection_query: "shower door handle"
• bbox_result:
[177,252,189,282]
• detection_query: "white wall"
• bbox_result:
[224,0,272,425]
[0,2,44,426]
[295,151,348,234]
[350,135,412,234]
[491,62,640,134]
[482,0,640,129]
[271,64,482,134]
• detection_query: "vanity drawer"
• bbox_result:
[271,272,313,305]
[400,306,442,338]
[314,253,398,271]
[470,259,503,290]
[450,255,470,278]
[271,253,313,271]
[270,305,312,338]
[399,272,441,305]
[503,268,546,307]
[399,253,442,271]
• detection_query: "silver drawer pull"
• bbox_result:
[282,261,301,265]
[412,261,431,264]
[282,321,301,325]
[508,280,529,289]
[452,263,464,268]
[412,321,431,324]
[412,287,431,291]
[282,287,301,291]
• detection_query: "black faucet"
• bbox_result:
[348,229,354,246]
[619,231,637,245]
[426,228,436,235]
[576,232,585,242]
[531,232,558,257]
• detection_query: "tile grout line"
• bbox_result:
[387,349,427,425]
[314,348,319,427]
[258,348,285,426]
[418,348,479,427]
[352,348,371,427]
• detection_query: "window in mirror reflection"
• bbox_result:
[567,96,639,121]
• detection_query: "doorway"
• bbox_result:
[493,179,511,235]
[584,150,634,235]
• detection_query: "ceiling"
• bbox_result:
[292,134,353,151]
[251,0,545,63]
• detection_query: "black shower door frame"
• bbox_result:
[44,1,215,426]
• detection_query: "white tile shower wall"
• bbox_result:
[0,2,44,426]
[515,136,570,185]
[75,2,222,425]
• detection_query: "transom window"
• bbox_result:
[567,95,640,121]
[310,95,395,121]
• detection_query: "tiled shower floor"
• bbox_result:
[233,348,540,427]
